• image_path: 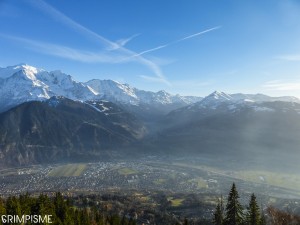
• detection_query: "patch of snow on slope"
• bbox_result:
[252,106,274,112]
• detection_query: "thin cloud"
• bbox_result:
[114,33,141,49]
[26,0,168,84]
[27,0,115,49]
[140,75,171,85]
[133,26,221,57]
[172,79,214,88]
[0,34,128,63]
[263,80,300,91]
[146,56,177,66]
[277,54,300,61]
[2,32,171,85]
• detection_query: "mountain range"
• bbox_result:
[1,64,300,169]
[0,64,202,113]
[157,92,300,160]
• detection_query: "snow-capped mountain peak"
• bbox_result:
[20,64,41,80]
[86,79,139,104]
[85,79,202,106]
[2,64,300,115]
[0,63,43,79]
[206,91,232,101]
[0,64,99,112]
[197,91,233,108]
[0,64,202,112]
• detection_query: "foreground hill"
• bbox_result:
[0,97,146,167]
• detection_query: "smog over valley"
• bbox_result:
[1,0,300,224]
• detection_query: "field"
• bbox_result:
[173,162,300,195]
[167,197,185,207]
[153,178,167,185]
[48,164,87,177]
[188,177,208,189]
[234,170,300,192]
[118,167,138,175]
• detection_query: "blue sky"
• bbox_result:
[1,0,300,97]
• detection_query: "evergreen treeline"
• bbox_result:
[213,183,266,225]
[0,192,136,225]
[1,187,300,225]
[213,183,300,225]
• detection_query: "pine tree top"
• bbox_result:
[224,183,244,225]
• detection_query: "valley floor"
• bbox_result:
[1,158,300,217]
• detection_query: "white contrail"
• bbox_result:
[135,45,167,56]
[26,0,170,85]
[176,26,221,42]
[134,26,221,57]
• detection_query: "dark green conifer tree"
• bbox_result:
[53,192,74,225]
[95,210,105,225]
[213,196,224,225]
[224,183,244,225]
[79,209,90,225]
[183,217,189,225]
[246,194,260,225]
[19,193,32,215]
[0,197,6,225]
[128,217,136,225]
[5,196,21,217]
[259,209,267,225]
